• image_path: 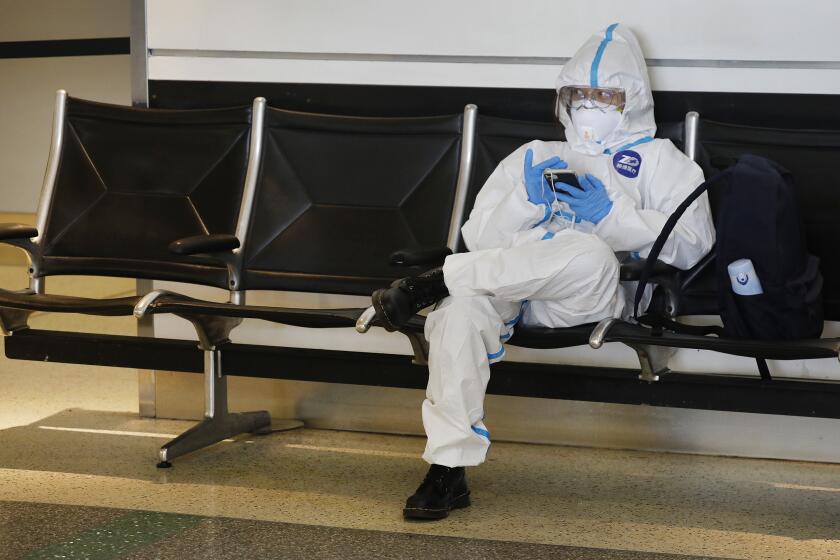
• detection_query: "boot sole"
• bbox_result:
[371,289,400,332]
[403,491,471,520]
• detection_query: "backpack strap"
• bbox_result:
[756,358,772,381]
[633,169,731,320]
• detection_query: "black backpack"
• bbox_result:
[635,155,823,374]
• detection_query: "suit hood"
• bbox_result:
[556,24,656,155]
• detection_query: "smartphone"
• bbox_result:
[543,169,582,194]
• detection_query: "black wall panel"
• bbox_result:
[150,80,840,129]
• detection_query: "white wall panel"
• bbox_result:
[145,0,840,94]
[146,0,838,62]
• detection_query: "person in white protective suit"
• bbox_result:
[371,23,715,520]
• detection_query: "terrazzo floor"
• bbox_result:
[1,502,724,560]
[0,267,838,558]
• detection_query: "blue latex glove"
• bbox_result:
[555,173,613,224]
[523,148,566,206]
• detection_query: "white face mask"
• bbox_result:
[570,107,622,145]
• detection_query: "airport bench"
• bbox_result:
[5,92,840,468]
[0,93,680,461]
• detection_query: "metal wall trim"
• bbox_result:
[131,0,155,417]
[130,0,149,108]
[149,49,840,71]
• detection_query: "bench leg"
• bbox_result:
[589,319,674,383]
[628,344,674,383]
[402,330,430,366]
[157,348,272,467]
[0,307,33,334]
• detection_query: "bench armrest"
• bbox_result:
[0,223,38,257]
[678,248,716,291]
[618,256,678,282]
[389,246,453,267]
[618,254,683,317]
[169,234,240,256]
[0,223,37,242]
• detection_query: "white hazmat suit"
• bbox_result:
[421,24,716,468]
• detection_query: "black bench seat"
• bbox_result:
[593,320,840,361]
[0,291,139,316]
[506,324,597,349]
[136,290,365,330]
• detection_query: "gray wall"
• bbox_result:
[0,0,131,213]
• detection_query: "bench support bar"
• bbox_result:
[13,329,840,419]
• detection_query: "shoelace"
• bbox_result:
[403,274,447,310]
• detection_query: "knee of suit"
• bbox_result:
[426,296,500,337]
[567,235,620,283]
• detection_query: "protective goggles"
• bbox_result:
[557,86,626,112]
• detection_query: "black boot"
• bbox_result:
[403,464,470,520]
[372,268,449,332]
